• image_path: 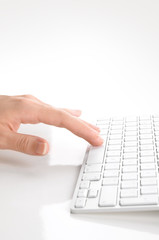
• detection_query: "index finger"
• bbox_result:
[39,107,104,146]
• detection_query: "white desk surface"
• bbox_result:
[0,0,159,239]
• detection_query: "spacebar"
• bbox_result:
[120,196,158,206]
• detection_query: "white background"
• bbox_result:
[0,0,159,239]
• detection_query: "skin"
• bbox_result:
[0,95,103,155]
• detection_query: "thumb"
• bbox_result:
[3,131,49,155]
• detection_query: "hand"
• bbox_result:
[0,95,103,155]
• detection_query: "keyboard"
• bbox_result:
[70,115,159,213]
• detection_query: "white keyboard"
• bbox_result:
[70,115,159,213]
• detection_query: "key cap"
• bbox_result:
[140,139,153,145]
[124,147,137,153]
[120,189,138,198]
[140,171,156,178]
[122,166,137,173]
[123,153,138,159]
[141,186,158,195]
[108,145,121,151]
[88,189,98,198]
[84,164,102,173]
[120,196,158,206]
[82,173,101,181]
[87,146,105,164]
[140,125,152,129]
[105,157,121,163]
[141,178,157,186]
[140,120,151,125]
[103,170,119,177]
[99,186,118,207]
[125,132,137,136]
[109,140,122,145]
[140,145,154,151]
[104,163,120,170]
[109,135,122,140]
[140,129,152,134]
[140,134,153,140]
[102,178,118,186]
[140,151,154,157]
[140,116,151,121]
[124,142,138,147]
[122,173,138,180]
[80,181,90,189]
[140,163,156,170]
[77,189,88,197]
[123,159,138,166]
[124,136,137,141]
[111,129,123,134]
[107,151,121,157]
[121,180,138,189]
[140,157,155,163]
[75,198,86,208]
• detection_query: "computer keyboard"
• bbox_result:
[70,115,159,213]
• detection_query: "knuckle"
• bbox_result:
[22,94,34,99]
[16,135,30,153]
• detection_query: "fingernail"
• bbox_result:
[96,136,104,145]
[36,142,48,155]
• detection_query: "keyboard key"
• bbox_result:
[123,153,138,159]
[77,189,88,197]
[140,163,156,170]
[140,171,156,178]
[103,170,119,177]
[141,186,158,195]
[99,186,118,207]
[122,166,137,173]
[107,151,121,157]
[123,159,138,166]
[140,134,153,140]
[109,140,122,145]
[87,146,105,164]
[88,189,98,198]
[120,189,138,198]
[82,173,101,181]
[104,163,120,170]
[140,157,155,163]
[125,131,137,136]
[122,173,138,180]
[109,135,122,140]
[120,196,158,206]
[124,141,138,147]
[121,180,138,189]
[140,151,154,157]
[140,129,152,134]
[140,145,154,151]
[75,198,86,208]
[124,147,137,153]
[105,157,121,163]
[124,136,137,141]
[84,164,102,173]
[140,139,153,145]
[141,178,157,186]
[108,145,121,151]
[80,181,90,189]
[102,178,118,186]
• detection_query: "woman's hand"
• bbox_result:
[0,95,103,155]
